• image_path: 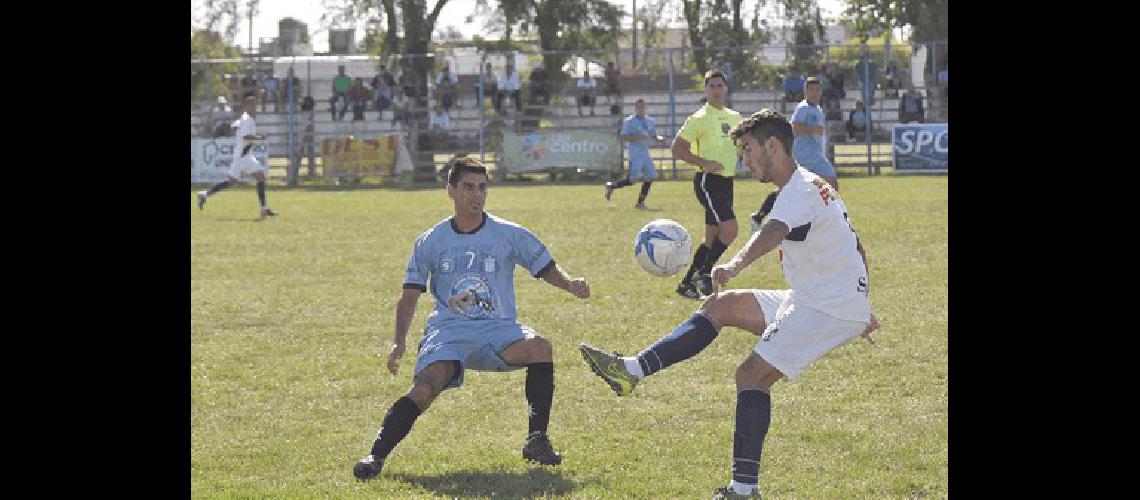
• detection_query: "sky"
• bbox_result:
[191,0,848,54]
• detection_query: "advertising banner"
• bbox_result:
[321,134,399,178]
[191,138,269,183]
[501,130,620,172]
[892,123,948,172]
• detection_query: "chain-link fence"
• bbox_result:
[191,41,947,184]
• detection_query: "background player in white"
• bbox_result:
[580,109,879,499]
[353,157,591,481]
[748,77,840,233]
[197,95,278,220]
[604,98,666,209]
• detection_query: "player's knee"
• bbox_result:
[406,381,438,410]
[735,357,777,390]
[519,336,552,362]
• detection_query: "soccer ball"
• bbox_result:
[633,219,693,277]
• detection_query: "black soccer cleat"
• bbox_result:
[353,454,384,481]
[522,431,563,465]
[676,280,702,300]
[696,274,715,297]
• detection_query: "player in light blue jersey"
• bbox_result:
[605,98,667,209]
[748,77,840,233]
[353,157,591,481]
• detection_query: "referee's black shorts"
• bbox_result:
[693,171,735,226]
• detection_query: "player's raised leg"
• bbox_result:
[197,177,236,210]
[581,290,771,397]
[354,360,457,481]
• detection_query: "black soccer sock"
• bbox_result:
[636,312,719,377]
[525,362,555,434]
[256,181,267,208]
[369,396,423,460]
[682,244,711,284]
[732,389,771,487]
[205,180,231,196]
[701,237,730,276]
[637,181,652,204]
[612,179,633,189]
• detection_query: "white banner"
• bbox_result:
[191,138,269,183]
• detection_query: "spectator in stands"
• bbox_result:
[301,94,315,114]
[477,62,498,109]
[529,60,550,105]
[577,68,597,117]
[937,64,948,106]
[825,64,845,109]
[603,61,621,104]
[436,64,459,112]
[333,65,352,121]
[214,95,232,116]
[349,77,372,122]
[241,71,259,100]
[814,64,833,113]
[227,74,242,104]
[846,98,868,142]
[720,60,735,107]
[899,87,925,123]
[855,55,878,105]
[883,61,900,98]
[262,72,280,113]
[392,88,412,127]
[372,68,393,118]
[782,72,804,103]
[497,63,522,113]
[301,116,317,180]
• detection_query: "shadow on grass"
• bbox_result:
[389,467,591,498]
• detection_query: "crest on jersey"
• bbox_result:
[447,274,496,319]
[722,123,732,134]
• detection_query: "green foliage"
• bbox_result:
[191,30,244,100]
[192,177,948,498]
[844,0,948,42]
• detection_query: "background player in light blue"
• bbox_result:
[749,77,839,232]
[353,157,591,481]
[605,98,667,209]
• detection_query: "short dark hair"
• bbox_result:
[704,69,727,86]
[805,76,821,87]
[446,155,488,186]
[729,108,794,156]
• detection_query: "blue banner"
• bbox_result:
[892,123,948,172]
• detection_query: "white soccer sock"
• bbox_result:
[621,357,645,379]
[729,480,757,496]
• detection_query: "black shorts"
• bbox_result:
[693,171,735,226]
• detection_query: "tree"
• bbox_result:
[843,0,948,42]
[198,0,261,50]
[191,30,244,100]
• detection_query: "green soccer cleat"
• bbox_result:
[579,343,639,397]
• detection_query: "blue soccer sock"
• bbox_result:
[731,389,771,489]
[205,180,231,196]
[256,181,267,209]
[636,312,719,377]
[369,396,423,460]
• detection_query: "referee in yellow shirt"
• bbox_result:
[671,69,743,300]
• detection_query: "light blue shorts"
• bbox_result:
[797,156,837,178]
[628,155,658,181]
[413,320,534,390]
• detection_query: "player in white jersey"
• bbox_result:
[579,109,879,499]
[352,157,591,481]
[196,95,278,220]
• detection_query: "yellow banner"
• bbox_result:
[321,135,398,178]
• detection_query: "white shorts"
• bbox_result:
[748,289,867,380]
[229,155,266,179]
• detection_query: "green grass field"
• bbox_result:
[191,175,947,498]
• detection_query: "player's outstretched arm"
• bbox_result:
[712,219,790,287]
[388,288,422,375]
[539,264,590,299]
[671,137,722,173]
